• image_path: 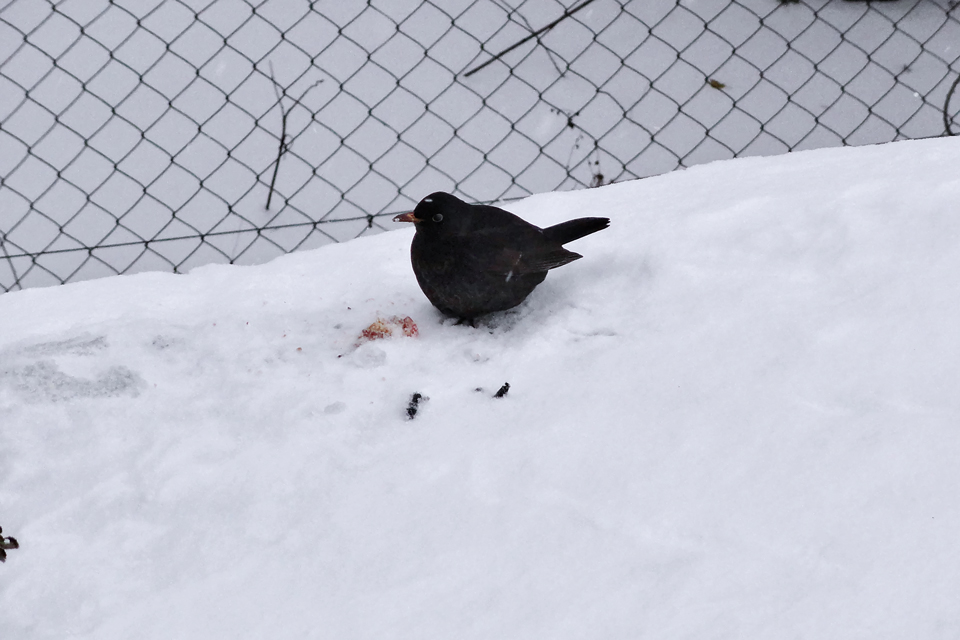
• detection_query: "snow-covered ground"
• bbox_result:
[2,138,959,638]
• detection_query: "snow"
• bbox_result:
[2,137,960,638]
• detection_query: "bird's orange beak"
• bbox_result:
[393,212,420,223]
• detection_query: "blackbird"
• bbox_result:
[394,192,609,320]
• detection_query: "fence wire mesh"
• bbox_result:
[2,0,959,292]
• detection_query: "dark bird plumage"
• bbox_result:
[394,192,609,320]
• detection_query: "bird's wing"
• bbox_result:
[494,246,582,274]
[461,232,582,275]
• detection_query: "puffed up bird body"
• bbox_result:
[394,192,609,320]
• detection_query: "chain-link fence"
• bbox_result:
[2,0,958,293]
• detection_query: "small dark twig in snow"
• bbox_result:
[493,382,510,398]
[406,392,427,419]
[0,526,19,562]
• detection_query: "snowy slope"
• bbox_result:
[2,137,960,639]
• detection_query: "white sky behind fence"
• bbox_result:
[1,0,959,291]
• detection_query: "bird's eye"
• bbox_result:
[432,213,443,222]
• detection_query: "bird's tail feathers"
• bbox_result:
[542,217,610,245]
